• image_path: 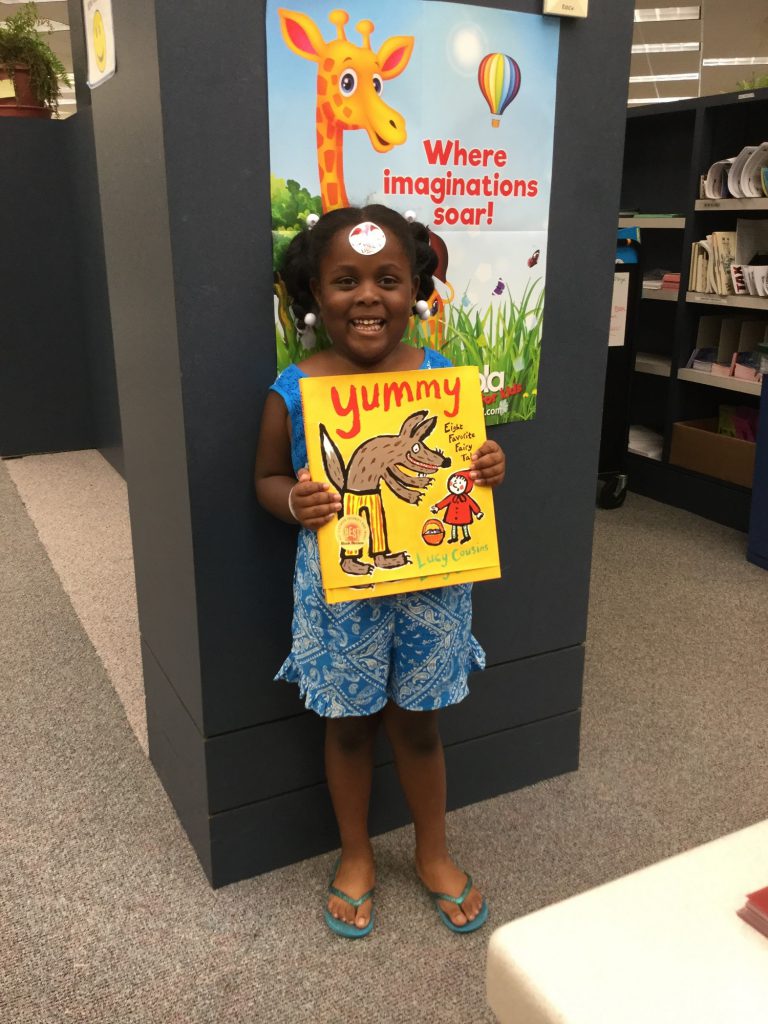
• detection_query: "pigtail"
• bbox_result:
[408,221,437,302]
[280,228,316,327]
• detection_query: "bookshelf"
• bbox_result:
[618,88,768,532]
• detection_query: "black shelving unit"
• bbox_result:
[619,87,768,532]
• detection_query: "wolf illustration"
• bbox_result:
[320,410,452,576]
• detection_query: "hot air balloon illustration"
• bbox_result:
[477,52,521,128]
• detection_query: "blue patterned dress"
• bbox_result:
[270,348,485,718]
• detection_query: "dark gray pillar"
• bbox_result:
[88,0,634,886]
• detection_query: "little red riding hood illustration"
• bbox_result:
[430,471,484,544]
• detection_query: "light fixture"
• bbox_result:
[632,42,700,54]
[627,97,694,105]
[629,73,700,83]
[702,57,768,67]
[633,7,700,21]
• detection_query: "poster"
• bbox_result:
[266,2,559,424]
[300,366,500,602]
[83,0,116,88]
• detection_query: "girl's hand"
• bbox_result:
[471,440,505,488]
[289,468,342,531]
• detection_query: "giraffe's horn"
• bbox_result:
[356,20,374,50]
[328,9,349,41]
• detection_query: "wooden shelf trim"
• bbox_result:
[686,291,768,310]
[676,367,762,395]
[695,199,768,211]
[642,287,678,302]
[618,217,686,229]
[635,352,672,377]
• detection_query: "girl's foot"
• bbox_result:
[416,854,484,928]
[328,850,376,930]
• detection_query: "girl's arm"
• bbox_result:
[471,439,505,488]
[254,392,341,530]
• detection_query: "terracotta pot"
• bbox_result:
[0,64,51,118]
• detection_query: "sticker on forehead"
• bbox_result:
[348,222,386,256]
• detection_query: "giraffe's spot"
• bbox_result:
[317,131,324,149]
[327,182,340,207]
[319,166,325,180]
[331,75,338,85]
[317,76,327,96]
[321,101,334,121]
[324,150,336,172]
[343,106,353,119]
[333,94,343,107]
[322,58,334,72]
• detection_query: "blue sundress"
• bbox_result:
[270,348,485,718]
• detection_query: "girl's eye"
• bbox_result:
[412,443,420,453]
[340,70,358,96]
[372,74,383,95]
[380,276,398,287]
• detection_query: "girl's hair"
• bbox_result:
[280,205,437,327]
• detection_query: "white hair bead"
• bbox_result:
[303,312,317,327]
[306,213,320,229]
[415,299,430,320]
[404,210,417,223]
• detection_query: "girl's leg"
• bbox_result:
[325,714,379,929]
[381,703,484,927]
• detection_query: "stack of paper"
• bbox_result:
[703,144,768,199]
[689,232,737,294]
[628,426,663,461]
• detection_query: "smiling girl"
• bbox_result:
[254,205,505,938]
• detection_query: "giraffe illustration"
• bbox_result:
[278,8,414,211]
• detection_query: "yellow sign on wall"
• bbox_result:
[83,0,116,88]
[301,366,501,603]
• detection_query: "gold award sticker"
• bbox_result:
[348,222,386,256]
[336,515,369,548]
[93,9,107,72]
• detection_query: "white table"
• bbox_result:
[487,821,768,1023]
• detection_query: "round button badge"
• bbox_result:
[348,222,386,256]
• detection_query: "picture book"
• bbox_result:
[300,366,501,603]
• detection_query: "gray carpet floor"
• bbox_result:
[2,456,767,1024]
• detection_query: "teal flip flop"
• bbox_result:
[426,872,488,934]
[324,865,375,939]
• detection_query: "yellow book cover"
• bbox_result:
[300,366,501,602]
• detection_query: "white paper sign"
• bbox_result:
[609,272,629,348]
[83,0,116,88]
[543,0,589,17]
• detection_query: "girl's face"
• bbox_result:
[448,474,468,495]
[310,227,419,369]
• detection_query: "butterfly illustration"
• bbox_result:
[527,249,540,268]
[492,278,505,296]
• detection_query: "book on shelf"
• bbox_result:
[737,885,768,940]
[661,273,680,290]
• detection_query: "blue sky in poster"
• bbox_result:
[266,0,559,234]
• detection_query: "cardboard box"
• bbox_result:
[669,418,756,488]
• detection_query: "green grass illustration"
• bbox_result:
[405,278,544,424]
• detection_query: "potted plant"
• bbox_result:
[0,2,71,119]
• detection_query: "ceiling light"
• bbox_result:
[629,73,700,83]
[627,97,694,105]
[634,7,700,21]
[632,42,700,54]
[702,57,768,66]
